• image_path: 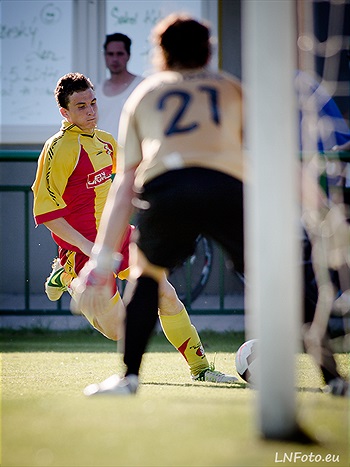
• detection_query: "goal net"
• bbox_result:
[243,0,349,440]
[297,0,350,357]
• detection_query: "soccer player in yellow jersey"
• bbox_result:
[73,16,244,395]
[32,72,237,384]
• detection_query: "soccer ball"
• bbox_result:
[235,339,258,385]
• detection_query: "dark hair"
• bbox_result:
[54,72,94,109]
[152,14,211,69]
[103,33,132,55]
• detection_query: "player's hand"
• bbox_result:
[70,261,114,317]
[70,246,123,316]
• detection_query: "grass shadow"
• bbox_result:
[0,328,246,353]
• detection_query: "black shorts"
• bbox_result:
[134,167,244,273]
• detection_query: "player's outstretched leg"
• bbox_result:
[159,277,238,383]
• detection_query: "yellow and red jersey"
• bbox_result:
[32,120,117,252]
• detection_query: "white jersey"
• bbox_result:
[95,75,144,139]
[118,68,243,189]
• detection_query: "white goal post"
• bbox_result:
[242,0,302,439]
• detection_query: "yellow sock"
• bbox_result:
[159,307,209,377]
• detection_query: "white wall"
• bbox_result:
[0,0,218,144]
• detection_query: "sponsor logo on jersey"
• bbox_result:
[86,166,112,189]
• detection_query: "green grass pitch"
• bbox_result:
[0,329,349,466]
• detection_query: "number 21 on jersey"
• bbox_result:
[157,86,220,136]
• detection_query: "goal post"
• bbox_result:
[242,0,302,439]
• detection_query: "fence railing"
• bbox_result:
[2,148,349,317]
[0,155,244,316]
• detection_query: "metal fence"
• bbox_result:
[2,149,349,318]
[0,150,245,316]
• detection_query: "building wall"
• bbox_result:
[0,1,244,307]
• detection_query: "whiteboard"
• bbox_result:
[0,0,73,143]
[105,0,217,77]
[0,0,217,144]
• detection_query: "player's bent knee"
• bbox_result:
[91,316,120,341]
[82,291,125,341]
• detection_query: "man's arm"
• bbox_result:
[44,218,94,257]
[91,166,136,263]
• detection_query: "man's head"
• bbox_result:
[103,33,131,55]
[55,72,94,109]
[103,33,132,75]
[55,72,97,133]
[152,14,211,71]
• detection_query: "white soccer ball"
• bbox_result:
[235,339,258,385]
